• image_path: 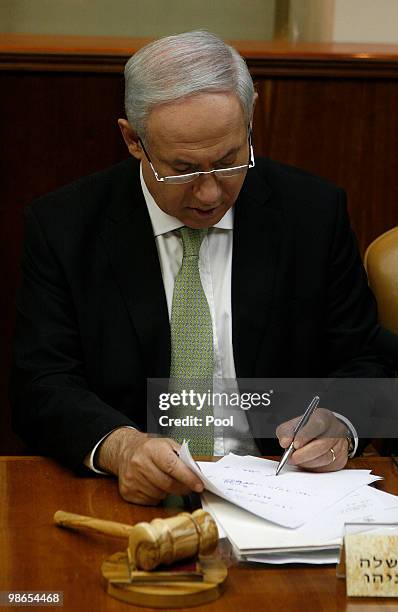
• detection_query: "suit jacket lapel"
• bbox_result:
[232,164,283,378]
[100,161,170,377]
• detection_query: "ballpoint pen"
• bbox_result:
[275,395,320,476]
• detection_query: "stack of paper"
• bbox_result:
[179,442,398,564]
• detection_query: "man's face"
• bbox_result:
[121,93,250,228]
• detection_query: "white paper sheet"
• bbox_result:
[179,441,381,528]
[202,487,398,552]
[244,550,340,565]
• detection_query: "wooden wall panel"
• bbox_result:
[0,71,127,454]
[1,37,398,454]
[253,78,398,252]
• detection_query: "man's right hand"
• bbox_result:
[96,428,204,505]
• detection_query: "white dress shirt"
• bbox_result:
[85,164,357,472]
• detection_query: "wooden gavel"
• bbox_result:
[54,509,218,571]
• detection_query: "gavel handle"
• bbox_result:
[54,510,132,538]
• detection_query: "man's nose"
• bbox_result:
[193,172,222,205]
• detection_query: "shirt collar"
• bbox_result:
[140,163,234,237]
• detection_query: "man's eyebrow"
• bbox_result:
[160,145,242,169]
[214,146,241,163]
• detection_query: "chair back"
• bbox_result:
[364,226,398,334]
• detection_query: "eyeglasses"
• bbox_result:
[139,130,255,185]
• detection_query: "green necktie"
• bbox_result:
[169,227,214,454]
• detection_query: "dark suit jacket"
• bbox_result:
[10,157,390,468]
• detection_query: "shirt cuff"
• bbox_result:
[332,412,358,458]
[83,426,138,474]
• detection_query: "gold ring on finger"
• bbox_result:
[329,447,336,463]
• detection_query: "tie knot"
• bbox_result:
[180,227,207,257]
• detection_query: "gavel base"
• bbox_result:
[101,551,228,608]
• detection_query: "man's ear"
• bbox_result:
[118,119,143,160]
[250,92,259,128]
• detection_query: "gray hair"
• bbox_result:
[124,30,254,142]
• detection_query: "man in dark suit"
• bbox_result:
[10,31,390,506]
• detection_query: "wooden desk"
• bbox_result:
[1,456,397,611]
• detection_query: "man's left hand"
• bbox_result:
[276,408,350,472]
